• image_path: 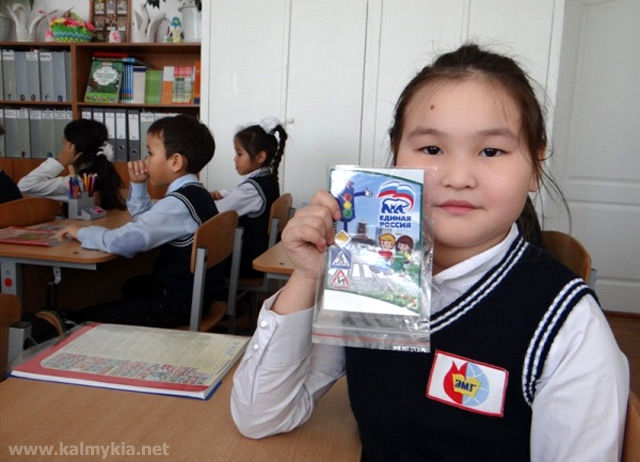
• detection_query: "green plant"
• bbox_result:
[145,0,201,12]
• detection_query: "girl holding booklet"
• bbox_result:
[18,119,125,210]
[230,44,629,460]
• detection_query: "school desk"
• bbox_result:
[0,365,360,461]
[0,210,131,299]
[252,241,294,281]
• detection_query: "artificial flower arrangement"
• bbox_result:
[50,12,95,43]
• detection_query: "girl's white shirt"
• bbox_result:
[214,167,271,217]
[16,157,70,202]
[230,224,629,461]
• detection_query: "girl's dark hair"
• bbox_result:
[65,119,125,210]
[389,43,566,245]
[235,123,288,185]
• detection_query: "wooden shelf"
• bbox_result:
[0,100,71,106]
[1,40,201,199]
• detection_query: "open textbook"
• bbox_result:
[11,323,249,400]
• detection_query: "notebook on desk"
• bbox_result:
[11,323,249,400]
[0,226,61,247]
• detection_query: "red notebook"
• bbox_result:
[0,226,60,247]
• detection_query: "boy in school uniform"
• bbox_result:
[50,114,222,329]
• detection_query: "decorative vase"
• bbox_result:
[179,4,201,42]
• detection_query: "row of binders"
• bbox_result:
[1,49,71,102]
[0,107,71,159]
[82,108,182,162]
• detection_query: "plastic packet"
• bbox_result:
[312,166,433,352]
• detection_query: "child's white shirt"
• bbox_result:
[215,167,271,217]
[230,224,629,461]
[16,157,71,202]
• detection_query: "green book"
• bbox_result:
[144,69,162,104]
[84,59,124,103]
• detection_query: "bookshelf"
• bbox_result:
[0,41,201,197]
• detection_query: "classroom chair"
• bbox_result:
[185,210,243,332]
[623,390,640,462]
[234,193,293,327]
[0,294,21,381]
[541,230,596,288]
[0,197,61,228]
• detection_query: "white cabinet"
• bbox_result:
[203,0,562,206]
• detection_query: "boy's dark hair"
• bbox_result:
[148,114,215,174]
[64,119,125,210]
[235,124,288,185]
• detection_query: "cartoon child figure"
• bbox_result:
[392,235,414,273]
[336,180,371,232]
[371,233,395,275]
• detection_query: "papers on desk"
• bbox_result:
[11,323,249,400]
[0,225,61,247]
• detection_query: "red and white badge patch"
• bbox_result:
[426,350,508,417]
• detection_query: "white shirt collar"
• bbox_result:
[430,224,520,314]
[167,174,200,193]
[241,167,271,181]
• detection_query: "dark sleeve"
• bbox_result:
[0,171,22,204]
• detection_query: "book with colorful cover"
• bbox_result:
[0,225,61,247]
[11,323,250,400]
[84,59,124,103]
[144,69,162,104]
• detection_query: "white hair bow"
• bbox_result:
[259,117,281,134]
[97,141,115,162]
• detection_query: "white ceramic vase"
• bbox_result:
[179,5,201,42]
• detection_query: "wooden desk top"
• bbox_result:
[252,242,294,275]
[0,210,130,265]
[0,367,360,461]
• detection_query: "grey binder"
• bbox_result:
[15,108,30,157]
[51,51,67,102]
[3,108,18,157]
[139,111,155,159]
[41,109,56,158]
[15,51,28,102]
[2,50,17,101]
[114,108,128,162]
[29,108,45,158]
[92,107,105,124]
[0,54,3,100]
[39,51,56,101]
[127,109,141,161]
[64,51,71,103]
[26,51,41,101]
[53,109,71,154]
[81,108,92,120]
[104,109,116,154]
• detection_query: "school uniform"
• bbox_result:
[215,167,279,277]
[230,224,629,461]
[16,157,71,202]
[71,174,224,327]
[0,170,22,204]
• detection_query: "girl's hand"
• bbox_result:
[211,190,223,200]
[58,140,80,168]
[281,190,341,281]
[128,160,148,183]
[272,190,341,315]
[54,225,81,242]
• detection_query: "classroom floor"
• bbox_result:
[606,313,640,396]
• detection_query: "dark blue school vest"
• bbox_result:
[152,182,222,301]
[238,171,279,276]
[345,236,595,461]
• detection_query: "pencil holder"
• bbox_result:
[67,193,101,220]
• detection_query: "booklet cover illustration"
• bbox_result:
[324,166,424,316]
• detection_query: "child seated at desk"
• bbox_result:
[46,114,222,329]
[17,119,125,210]
[211,118,288,277]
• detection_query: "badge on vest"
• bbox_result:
[426,350,508,417]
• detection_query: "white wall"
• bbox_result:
[204,0,563,207]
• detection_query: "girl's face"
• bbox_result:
[396,78,538,271]
[233,139,263,175]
